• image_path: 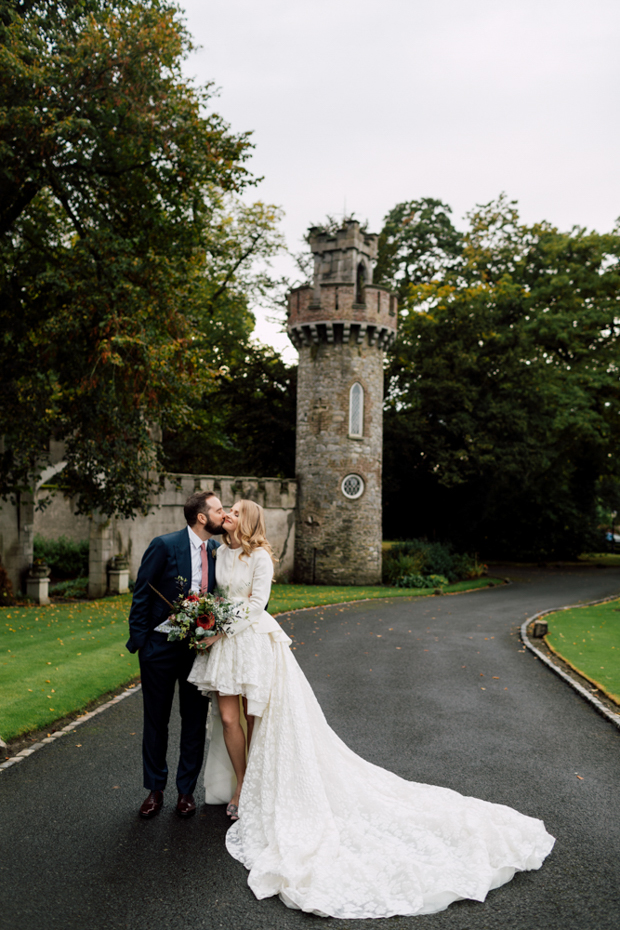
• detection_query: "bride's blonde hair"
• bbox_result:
[224,499,276,565]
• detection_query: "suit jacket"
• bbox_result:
[126,528,220,653]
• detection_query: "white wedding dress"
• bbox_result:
[188,545,555,920]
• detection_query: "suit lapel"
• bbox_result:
[174,528,192,595]
[206,538,218,593]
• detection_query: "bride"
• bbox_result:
[188,500,554,920]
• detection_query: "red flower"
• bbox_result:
[185,594,200,603]
[196,613,215,630]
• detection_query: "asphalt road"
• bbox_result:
[1,566,619,930]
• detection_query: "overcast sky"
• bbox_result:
[180,0,620,361]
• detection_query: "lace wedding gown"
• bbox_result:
[188,545,555,919]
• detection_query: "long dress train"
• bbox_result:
[188,545,554,920]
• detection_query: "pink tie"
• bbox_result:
[200,542,209,594]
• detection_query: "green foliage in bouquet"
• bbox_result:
[153,578,244,651]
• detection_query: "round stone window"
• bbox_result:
[341,474,365,500]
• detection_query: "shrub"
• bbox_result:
[396,573,449,589]
[382,551,425,585]
[453,553,487,579]
[33,535,89,579]
[384,539,457,582]
[384,539,486,587]
[49,577,89,598]
[0,558,14,605]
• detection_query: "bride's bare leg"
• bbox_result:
[217,693,245,806]
[242,697,255,750]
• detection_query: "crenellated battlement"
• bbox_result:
[287,282,397,348]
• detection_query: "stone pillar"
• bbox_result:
[108,556,130,595]
[26,573,50,605]
[89,514,115,598]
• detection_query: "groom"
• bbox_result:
[127,491,225,818]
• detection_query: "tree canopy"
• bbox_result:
[374,197,463,300]
[0,0,283,516]
[380,195,620,558]
[163,342,296,480]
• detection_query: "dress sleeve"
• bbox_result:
[223,548,274,639]
[247,549,273,624]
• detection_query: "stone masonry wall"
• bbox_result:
[87,475,297,597]
[0,493,34,597]
[0,474,296,596]
[294,341,384,585]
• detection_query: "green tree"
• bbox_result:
[0,0,280,516]
[163,343,296,479]
[161,196,295,479]
[381,195,620,558]
[374,198,463,303]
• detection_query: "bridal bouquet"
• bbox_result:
[152,577,245,651]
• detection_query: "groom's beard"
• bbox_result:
[205,515,225,535]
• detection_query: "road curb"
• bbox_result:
[0,684,142,775]
[520,596,620,731]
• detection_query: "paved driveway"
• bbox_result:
[1,566,619,930]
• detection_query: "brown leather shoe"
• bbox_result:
[176,793,196,818]
[139,790,164,818]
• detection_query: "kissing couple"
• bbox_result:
[127,490,554,919]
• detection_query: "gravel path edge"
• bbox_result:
[520,596,620,731]
[0,684,142,774]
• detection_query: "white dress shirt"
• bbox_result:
[187,525,206,592]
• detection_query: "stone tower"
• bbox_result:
[287,219,397,584]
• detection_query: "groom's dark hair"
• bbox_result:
[184,491,215,527]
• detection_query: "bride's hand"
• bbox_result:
[196,632,223,651]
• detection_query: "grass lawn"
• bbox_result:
[269,577,500,614]
[545,598,620,704]
[1,595,137,741]
[1,577,501,742]
[578,553,620,567]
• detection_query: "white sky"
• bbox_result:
[179,0,620,362]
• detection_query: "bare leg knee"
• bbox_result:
[217,694,245,805]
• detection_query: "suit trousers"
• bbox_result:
[139,632,209,795]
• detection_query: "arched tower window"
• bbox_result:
[349,382,364,437]
[355,262,366,305]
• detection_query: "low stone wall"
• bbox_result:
[88,474,297,597]
[0,474,296,597]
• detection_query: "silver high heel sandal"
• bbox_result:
[226,802,239,821]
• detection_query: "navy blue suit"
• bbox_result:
[127,528,220,795]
